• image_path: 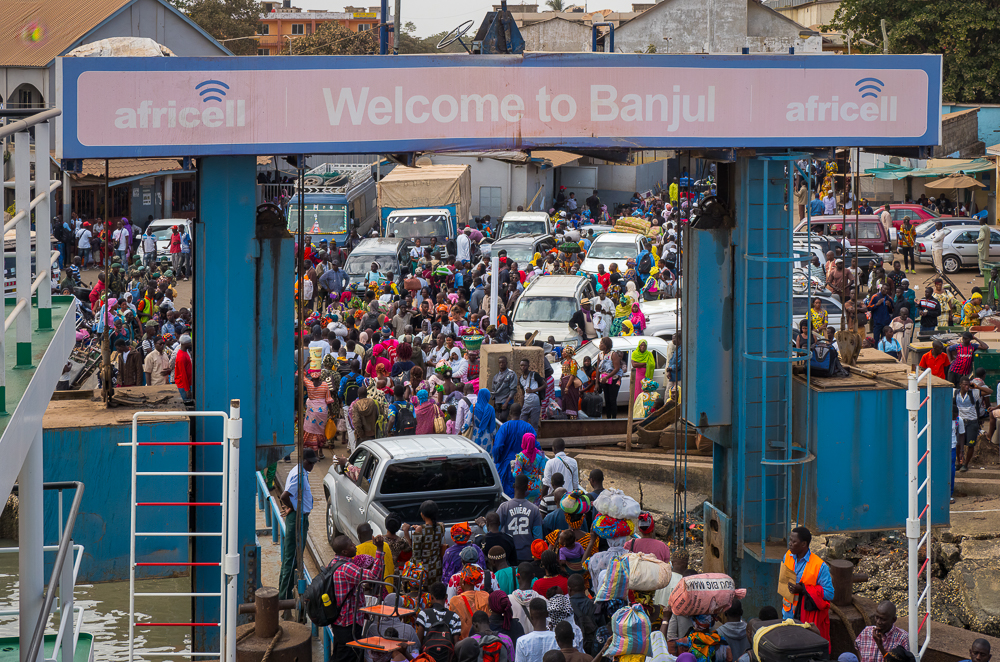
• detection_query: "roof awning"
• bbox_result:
[865,158,995,180]
[530,150,582,168]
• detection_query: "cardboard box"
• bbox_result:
[479,344,545,406]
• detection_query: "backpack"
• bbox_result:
[394,402,417,435]
[638,251,652,274]
[302,559,355,627]
[478,634,506,662]
[419,608,456,662]
[343,376,360,406]
[808,341,835,378]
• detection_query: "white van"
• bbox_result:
[511,274,595,347]
[498,211,552,239]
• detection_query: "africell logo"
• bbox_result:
[785,77,897,123]
[113,79,246,129]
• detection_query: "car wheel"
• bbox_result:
[326,499,340,548]
[943,255,962,274]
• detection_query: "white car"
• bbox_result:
[511,275,596,348]
[144,218,193,255]
[551,336,673,407]
[580,233,651,275]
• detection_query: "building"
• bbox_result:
[256,5,391,55]
[613,0,821,54]
[0,0,230,223]
[765,0,841,29]
[521,17,593,52]
[497,4,647,29]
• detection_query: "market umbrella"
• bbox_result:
[924,174,985,214]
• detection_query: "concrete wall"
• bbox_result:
[86,0,230,56]
[427,155,554,217]
[614,0,820,54]
[521,17,593,52]
[562,160,669,209]
[939,108,985,158]
[774,0,840,29]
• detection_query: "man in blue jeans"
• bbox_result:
[278,448,317,602]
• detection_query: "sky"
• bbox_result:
[291,0,639,37]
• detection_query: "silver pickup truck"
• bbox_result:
[321,434,506,546]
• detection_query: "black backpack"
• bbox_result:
[419,608,455,662]
[638,251,652,274]
[343,377,360,406]
[394,402,417,435]
[303,559,355,627]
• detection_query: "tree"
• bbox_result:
[285,20,377,55]
[185,0,261,55]
[546,0,565,10]
[828,0,1000,103]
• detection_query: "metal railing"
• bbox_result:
[254,471,333,659]
[906,368,933,660]
[9,481,86,662]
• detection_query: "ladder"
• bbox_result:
[126,402,243,662]
[906,370,933,660]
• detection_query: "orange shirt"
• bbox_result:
[918,351,950,380]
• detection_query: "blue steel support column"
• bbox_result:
[192,156,293,652]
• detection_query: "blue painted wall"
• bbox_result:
[791,379,952,532]
[942,104,1000,148]
[42,419,190,582]
[193,156,293,652]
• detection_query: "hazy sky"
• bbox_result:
[292,0,638,37]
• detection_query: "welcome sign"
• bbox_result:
[56,53,942,159]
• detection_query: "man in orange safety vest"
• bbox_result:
[781,526,834,646]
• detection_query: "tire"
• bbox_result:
[943,255,962,274]
[326,498,340,548]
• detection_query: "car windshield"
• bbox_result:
[380,458,495,494]
[514,297,578,323]
[287,204,347,234]
[495,245,535,263]
[344,253,399,276]
[151,229,174,242]
[915,220,939,236]
[588,241,637,260]
[387,214,450,239]
[500,221,546,238]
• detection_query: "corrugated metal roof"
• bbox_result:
[73,158,185,179]
[532,151,582,168]
[0,0,133,67]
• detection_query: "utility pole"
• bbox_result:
[394,0,401,55]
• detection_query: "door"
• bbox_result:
[479,186,503,219]
[991,231,1000,259]
[560,167,598,206]
[952,231,976,261]
[338,446,373,534]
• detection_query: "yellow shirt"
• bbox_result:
[355,540,394,580]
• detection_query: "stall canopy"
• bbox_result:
[865,158,994,180]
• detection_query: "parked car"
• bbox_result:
[914,218,970,239]
[794,216,891,261]
[639,299,681,340]
[511,275,596,347]
[873,204,955,229]
[916,225,1000,273]
[145,218,193,256]
[498,211,552,239]
[480,233,557,265]
[553,336,673,407]
[580,233,651,275]
[791,293,844,331]
[579,224,616,238]
[322,435,505,546]
[343,237,413,287]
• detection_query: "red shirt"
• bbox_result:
[169,232,182,254]
[918,351,950,380]
[174,349,192,390]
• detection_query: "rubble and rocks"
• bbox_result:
[944,560,1000,636]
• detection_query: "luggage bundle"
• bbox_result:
[668,573,747,616]
[749,619,829,662]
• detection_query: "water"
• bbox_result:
[0,543,196,661]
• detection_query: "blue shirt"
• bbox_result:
[808,199,824,216]
[338,373,364,399]
[782,550,834,619]
[285,465,313,514]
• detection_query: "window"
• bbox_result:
[380,458,495,495]
[953,232,975,245]
[361,457,379,492]
[261,24,270,35]
[257,48,270,55]
[991,232,1000,244]
[346,447,371,485]
[358,23,371,31]
[291,23,304,34]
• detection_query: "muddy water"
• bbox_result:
[0,542,196,661]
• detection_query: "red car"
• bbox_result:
[873,204,958,230]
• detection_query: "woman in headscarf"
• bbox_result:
[442,522,487,584]
[448,565,492,639]
[360,593,419,662]
[303,368,334,459]
[449,348,469,380]
[624,279,640,305]
[610,296,632,336]
[488,590,524,645]
[633,379,661,419]
[620,319,635,336]
[630,340,657,404]
[366,343,392,379]
[560,346,583,419]
[414,389,441,435]
[546,593,584,649]
[630,302,647,335]
[512,433,547,503]
[472,388,497,450]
